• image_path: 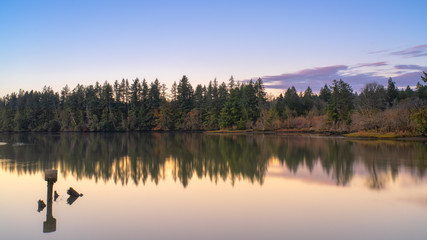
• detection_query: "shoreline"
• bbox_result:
[206,129,426,140]
[0,129,425,141]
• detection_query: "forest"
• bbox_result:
[0,73,426,134]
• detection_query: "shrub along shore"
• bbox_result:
[1,73,426,137]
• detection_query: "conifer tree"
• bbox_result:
[327,79,354,125]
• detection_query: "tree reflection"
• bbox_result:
[321,141,354,186]
[0,133,426,188]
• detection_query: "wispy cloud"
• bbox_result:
[368,49,390,54]
[395,64,427,71]
[390,45,427,58]
[353,61,388,68]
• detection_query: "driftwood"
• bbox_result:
[67,187,83,197]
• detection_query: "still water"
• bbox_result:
[0,133,426,240]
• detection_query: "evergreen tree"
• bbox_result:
[302,86,314,114]
[404,85,414,99]
[100,81,115,131]
[254,77,267,107]
[228,75,235,90]
[85,84,101,131]
[130,78,142,107]
[386,78,398,107]
[177,75,194,112]
[141,79,161,130]
[284,86,302,115]
[149,79,161,109]
[219,87,247,129]
[327,79,354,125]
[129,78,142,129]
[242,80,259,123]
[275,93,286,119]
[319,84,331,103]
[176,75,194,128]
[194,84,205,110]
[171,81,177,101]
[421,71,427,83]
[218,82,228,109]
[415,75,427,100]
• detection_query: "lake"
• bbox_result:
[0,133,426,240]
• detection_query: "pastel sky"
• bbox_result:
[1,0,427,97]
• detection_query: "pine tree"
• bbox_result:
[386,78,398,107]
[242,80,259,123]
[228,76,235,90]
[319,84,331,103]
[284,86,302,115]
[302,86,314,114]
[421,71,427,83]
[275,93,286,119]
[219,87,247,129]
[415,73,427,100]
[177,75,194,111]
[327,79,354,125]
[254,77,267,107]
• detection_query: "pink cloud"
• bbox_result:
[368,49,390,54]
[391,45,427,58]
[353,62,388,68]
[263,65,347,83]
[395,64,427,71]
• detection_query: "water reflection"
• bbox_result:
[43,198,56,233]
[0,133,426,189]
[66,187,83,205]
[42,169,57,233]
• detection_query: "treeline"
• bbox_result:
[0,73,426,133]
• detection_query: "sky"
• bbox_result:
[1,0,427,97]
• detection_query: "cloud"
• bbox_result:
[262,65,348,91]
[393,71,426,87]
[353,62,388,68]
[390,45,427,58]
[328,73,387,92]
[261,64,426,93]
[395,64,427,71]
[368,49,389,54]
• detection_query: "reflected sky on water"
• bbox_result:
[0,133,426,240]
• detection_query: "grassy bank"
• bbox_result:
[206,128,425,139]
[343,131,420,138]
